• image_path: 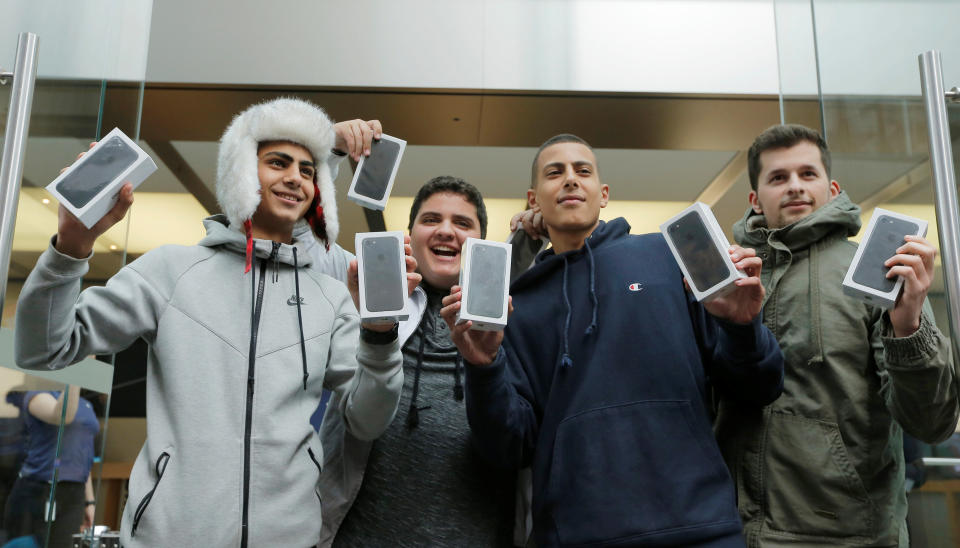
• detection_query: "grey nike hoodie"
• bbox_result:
[14,215,403,547]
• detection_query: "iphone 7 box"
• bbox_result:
[660,202,745,302]
[842,208,928,309]
[356,231,408,322]
[457,238,512,331]
[46,127,157,229]
[347,134,406,211]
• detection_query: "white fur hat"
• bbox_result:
[216,97,339,245]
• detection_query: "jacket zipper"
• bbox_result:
[130,451,170,537]
[241,242,278,548]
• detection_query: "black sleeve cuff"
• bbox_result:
[360,324,399,345]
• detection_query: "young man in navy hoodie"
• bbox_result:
[440,134,785,547]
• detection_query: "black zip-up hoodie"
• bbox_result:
[464,218,784,547]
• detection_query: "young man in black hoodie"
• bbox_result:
[440,134,785,547]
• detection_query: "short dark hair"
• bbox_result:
[407,176,488,239]
[748,124,831,191]
[530,134,597,187]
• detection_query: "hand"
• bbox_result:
[55,143,134,259]
[887,235,937,337]
[509,207,546,240]
[439,286,512,365]
[351,235,421,332]
[701,245,765,325]
[83,503,94,530]
[334,119,382,162]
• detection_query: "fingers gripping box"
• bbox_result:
[356,231,409,322]
[457,238,512,331]
[347,134,406,211]
[842,208,928,309]
[660,202,745,302]
[45,127,157,229]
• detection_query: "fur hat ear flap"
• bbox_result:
[215,97,338,237]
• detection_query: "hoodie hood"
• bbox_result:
[199,214,315,268]
[733,191,861,252]
[513,218,630,291]
[216,97,339,245]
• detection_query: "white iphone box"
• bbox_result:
[46,127,157,229]
[660,202,745,302]
[457,238,512,331]
[356,231,408,322]
[842,208,928,309]
[347,134,406,211]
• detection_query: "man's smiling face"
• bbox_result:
[409,191,482,289]
[749,141,840,228]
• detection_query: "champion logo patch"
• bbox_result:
[628,282,644,292]
[287,295,306,306]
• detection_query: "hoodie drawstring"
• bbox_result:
[243,220,254,274]
[406,324,430,428]
[559,256,574,368]
[453,355,464,401]
[557,241,601,369]
[292,247,309,390]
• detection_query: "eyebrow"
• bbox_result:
[418,211,477,225]
[263,151,315,168]
[543,160,594,172]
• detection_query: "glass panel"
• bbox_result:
[800,1,960,545]
[0,2,153,546]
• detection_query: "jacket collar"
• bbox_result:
[198,214,315,268]
[733,191,861,252]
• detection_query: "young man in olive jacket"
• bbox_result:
[716,124,959,547]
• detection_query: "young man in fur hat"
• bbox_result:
[14,97,415,548]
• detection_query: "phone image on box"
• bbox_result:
[353,138,403,202]
[57,136,139,208]
[466,244,508,318]
[361,236,405,312]
[852,215,919,292]
[668,211,730,290]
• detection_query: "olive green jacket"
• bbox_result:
[717,193,958,547]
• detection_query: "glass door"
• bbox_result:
[0,2,153,546]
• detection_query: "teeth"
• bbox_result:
[275,192,302,202]
[432,246,458,256]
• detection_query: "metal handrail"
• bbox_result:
[0,32,39,318]
[919,50,960,364]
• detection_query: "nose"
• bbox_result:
[785,172,804,194]
[436,218,455,238]
[563,165,580,188]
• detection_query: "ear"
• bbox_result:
[599,184,610,208]
[527,188,538,210]
[748,191,763,214]
[828,180,841,199]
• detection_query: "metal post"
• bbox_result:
[919,50,960,361]
[0,32,38,318]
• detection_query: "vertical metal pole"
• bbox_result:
[0,32,38,318]
[919,50,960,360]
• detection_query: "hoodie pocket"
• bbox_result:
[764,412,876,539]
[307,447,322,504]
[546,401,736,546]
[131,450,171,537]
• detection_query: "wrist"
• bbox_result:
[54,234,93,259]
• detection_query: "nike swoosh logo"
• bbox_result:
[287,296,305,306]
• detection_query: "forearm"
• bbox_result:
[881,308,959,443]
[53,385,81,424]
[708,316,784,406]
[337,333,404,441]
[464,348,537,470]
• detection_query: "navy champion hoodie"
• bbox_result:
[465,218,783,547]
